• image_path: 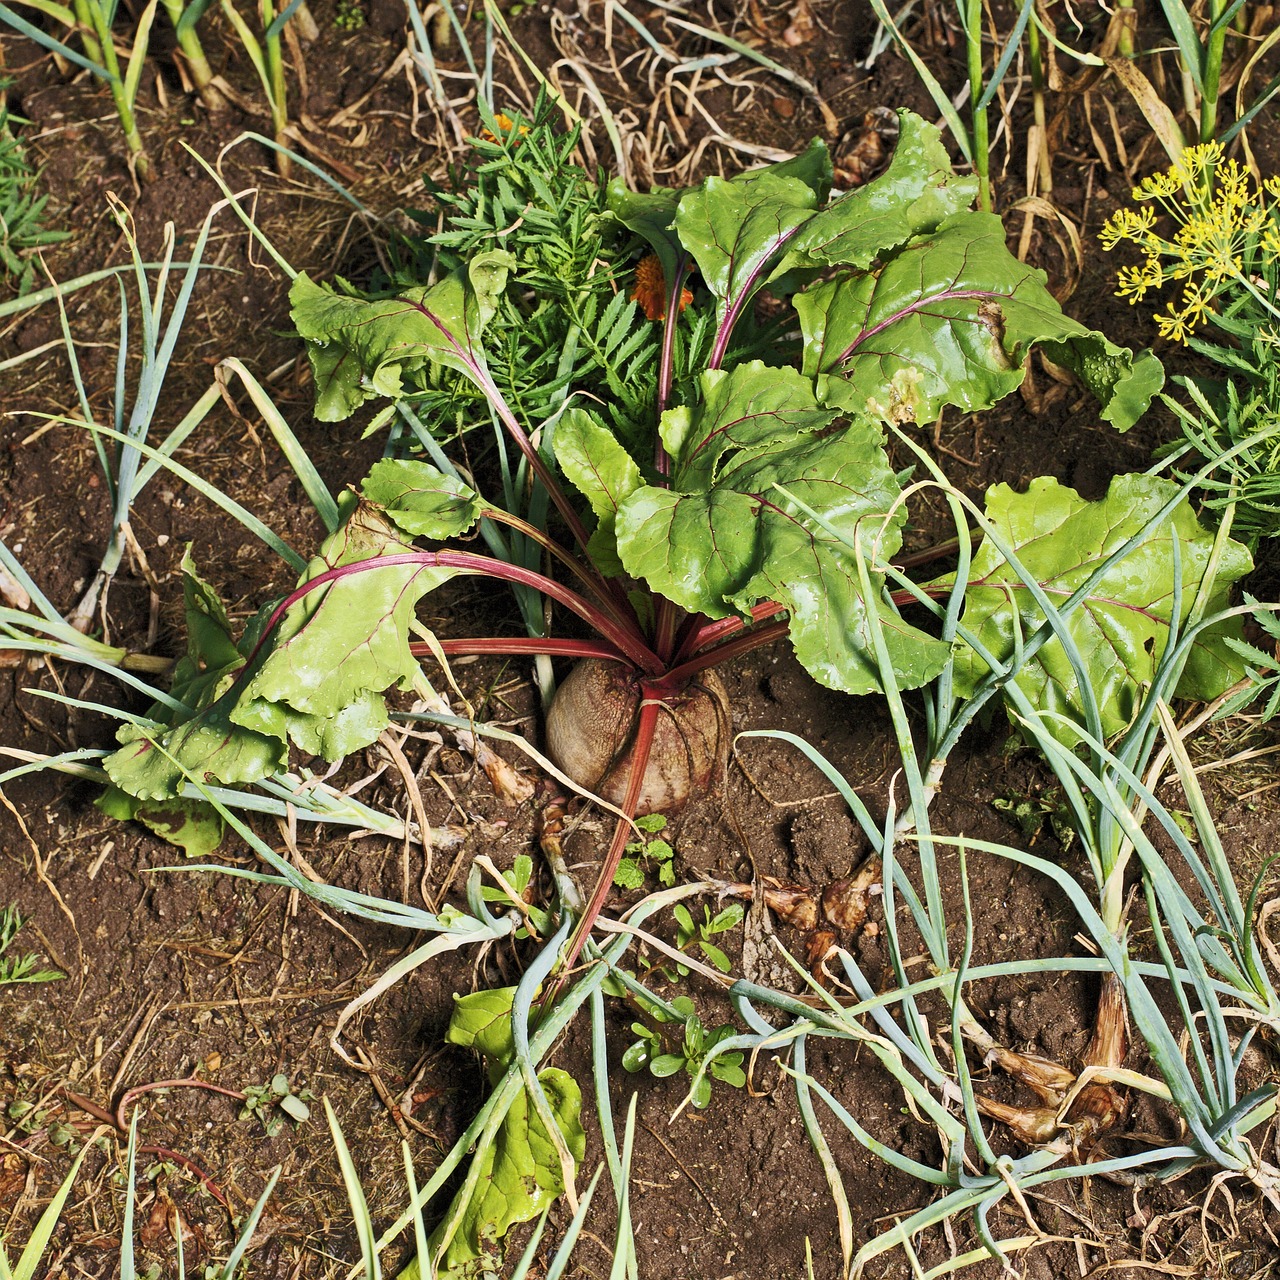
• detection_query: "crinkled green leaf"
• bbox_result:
[228,500,450,754]
[428,1066,584,1280]
[615,362,950,693]
[779,112,977,273]
[552,408,645,576]
[107,503,448,799]
[758,137,834,203]
[95,785,225,857]
[290,251,514,422]
[419,985,585,1280]
[361,459,484,540]
[945,474,1252,743]
[797,211,1162,431]
[103,555,285,800]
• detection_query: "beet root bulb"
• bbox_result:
[545,660,730,816]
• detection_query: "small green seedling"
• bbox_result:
[670,902,744,977]
[992,789,1074,851]
[639,901,744,981]
[480,854,552,937]
[0,904,63,985]
[622,995,745,1109]
[613,815,675,889]
[333,0,363,29]
[239,1074,313,1136]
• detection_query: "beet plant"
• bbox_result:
[100,101,1170,969]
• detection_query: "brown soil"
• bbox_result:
[2,1,1280,1278]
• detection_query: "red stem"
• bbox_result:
[654,256,689,440]
[481,506,636,629]
[420,637,626,661]
[114,1076,247,1134]
[676,601,788,665]
[658,618,792,691]
[248,552,663,676]
[549,691,663,993]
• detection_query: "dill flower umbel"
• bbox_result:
[1099,143,1280,343]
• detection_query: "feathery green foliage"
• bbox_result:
[0,92,65,294]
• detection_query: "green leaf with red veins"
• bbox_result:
[615,362,950,694]
[607,137,830,285]
[942,474,1252,745]
[674,171,819,336]
[552,408,644,577]
[797,211,1162,431]
[361,459,484,540]
[777,111,977,273]
[289,250,514,422]
[227,499,450,753]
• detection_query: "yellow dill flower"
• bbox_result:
[1133,170,1181,201]
[1116,259,1164,302]
[1099,206,1156,250]
[1156,280,1214,342]
[1180,142,1225,184]
[1105,148,1280,339]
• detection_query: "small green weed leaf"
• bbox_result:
[277,1093,311,1123]
[675,172,819,322]
[617,363,949,694]
[95,786,225,858]
[798,211,1162,430]
[649,1054,686,1078]
[708,904,744,933]
[621,1040,651,1072]
[0,906,63,986]
[553,408,645,576]
[946,474,1252,742]
[228,500,450,759]
[291,251,514,422]
[711,1059,747,1089]
[361,460,483,540]
[780,112,976,273]
[613,859,645,890]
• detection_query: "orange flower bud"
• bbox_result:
[630,253,693,322]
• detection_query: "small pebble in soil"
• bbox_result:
[771,96,795,118]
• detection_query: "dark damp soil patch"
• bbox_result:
[3,1,1280,1277]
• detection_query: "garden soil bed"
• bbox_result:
[2,1,1280,1276]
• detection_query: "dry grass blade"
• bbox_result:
[1104,55,1186,166]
